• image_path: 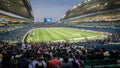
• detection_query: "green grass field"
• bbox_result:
[25,27,104,42]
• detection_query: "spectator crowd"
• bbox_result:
[0,41,120,68]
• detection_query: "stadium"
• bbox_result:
[0,0,120,68]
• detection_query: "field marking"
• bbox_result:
[56,28,82,38]
[47,28,64,40]
[49,28,70,39]
[43,28,57,41]
[52,35,105,43]
[22,28,36,42]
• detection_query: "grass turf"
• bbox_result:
[25,27,103,42]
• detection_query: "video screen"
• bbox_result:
[44,18,52,23]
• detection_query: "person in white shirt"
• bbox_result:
[27,43,32,51]
[28,58,38,68]
[21,43,26,50]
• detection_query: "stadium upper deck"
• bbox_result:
[61,0,120,22]
[0,0,34,23]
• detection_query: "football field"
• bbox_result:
[25,27,104,42]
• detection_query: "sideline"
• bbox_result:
[22,28,35,42]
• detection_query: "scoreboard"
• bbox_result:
[44,18,52,23]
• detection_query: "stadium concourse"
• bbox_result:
[0,0,120,68]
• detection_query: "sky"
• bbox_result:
[30,0,83,22]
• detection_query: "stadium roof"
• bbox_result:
[0,0,34,23]
[61,0,120,21]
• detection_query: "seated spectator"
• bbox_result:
[35,56,47,68]
[18,56,29,68]
[49,55,61,68]
[60,57,72,68]
[28,57,38,68]
[74,55,84,68]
